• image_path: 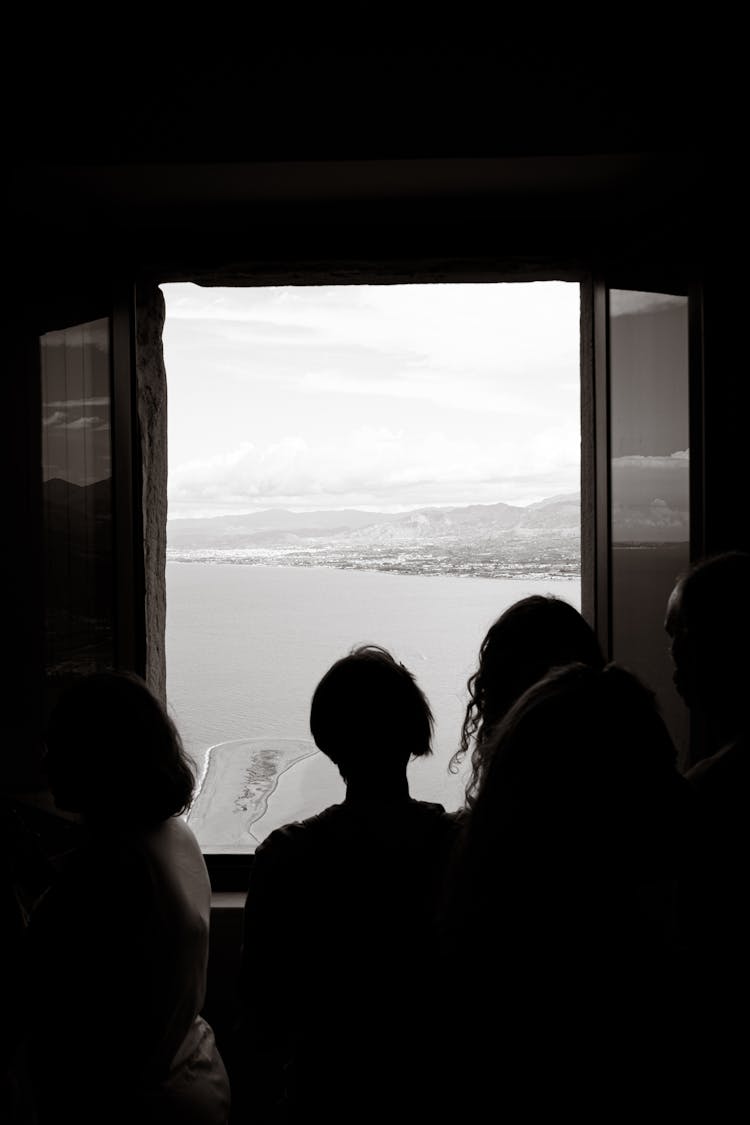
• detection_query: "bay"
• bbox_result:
[165,562,580,849]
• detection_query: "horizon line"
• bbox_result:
[167,492,581,521]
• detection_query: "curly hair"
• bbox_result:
[452,661,681,893]
[450,596,604,806]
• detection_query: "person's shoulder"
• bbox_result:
[406,800,465,841]
[411,799,463,823]
[104,817,199,868]
[686,736,749,793]
[445,805,470,827]
[685,737,749,846]
[253,803,346,860]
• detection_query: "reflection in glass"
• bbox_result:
[41,319,115,685]
[609,290,689,760]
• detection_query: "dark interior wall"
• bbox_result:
[7,36,745,789]
[8,28,713,162]
[7,299,45,786]
[698,277,749,559]
[8,26,720,281]
[5,29,747,1067]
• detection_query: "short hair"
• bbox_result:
[309,644,433,779]
[451,595,605,804]
[44,671,195,825]
[675,551,750,645]
[669,551,750,711]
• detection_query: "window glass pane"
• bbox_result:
[41,319,115,694]
[609,290,689,759]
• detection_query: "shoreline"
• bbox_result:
[247,743,320,832]
[168,555,582,583]
[170,567,583,850]
[187,736,319,850]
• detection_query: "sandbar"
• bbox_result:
[187,737,318,853]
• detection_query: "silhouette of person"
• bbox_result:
[234,645,460,1124]
[21,671,231,1125]
[1,792,63,1124]
[449,594,605,808]
[665,551,750,1083]
[439,661,696,1118]
[665,550,750,759]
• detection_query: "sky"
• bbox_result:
[161,281,581,520]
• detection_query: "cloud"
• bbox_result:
[297,367,560,416]
[613,451,688,469]
[613,499,689,542]
[64,415,107,431]
[41,322,109,352]
[168,426,581,516]
[44,412,107,431]
[44,397,110,409]
[161,281,583,516]
[161,281,580,411]
[610,292,687,317]
[611,452,689,539]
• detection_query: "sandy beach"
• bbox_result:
[187,737,318,852]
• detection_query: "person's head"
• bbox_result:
[452,595,605,805]
[44,670,195,826]
[665,551,750,726]
[309,644,433,783]
[464,661,679,877]
[442,662,682,965]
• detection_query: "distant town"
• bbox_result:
[166,495,581,580]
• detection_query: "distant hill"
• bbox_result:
[167,496,581,551]
[43,476,112,520]
[168,507,385,536]
[41,478,115,659]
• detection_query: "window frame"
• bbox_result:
[153,270,596,888]
[40,266,704,890]
[36,286,143,708]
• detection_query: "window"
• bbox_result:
[34,278,696,869]
[38,295,141,724]
[41,319,115,695]
[607,289,691,765]
[161,281,582,853]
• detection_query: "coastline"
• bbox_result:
[187,736,318,852]
[166,551,580,583]
[167,565,583,851]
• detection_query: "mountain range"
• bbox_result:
[167,494,581,552]
[39,480,581,580]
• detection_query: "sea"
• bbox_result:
[165,562,581,850]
